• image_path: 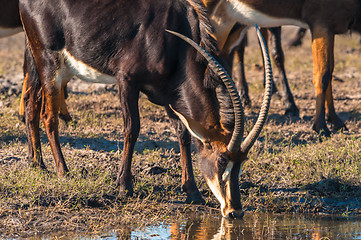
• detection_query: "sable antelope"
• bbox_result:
[203,0,361,136]
[19,0,273,218]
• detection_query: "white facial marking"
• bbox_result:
[61,49,116,84]
[226,0,308,28]
[222,161,234,182]
[224,181,233,214]
[206,177,226,209]
[170,106,207,143]
[0,27,22,38]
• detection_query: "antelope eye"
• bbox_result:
[218,157,227,166]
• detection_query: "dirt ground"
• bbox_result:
[0,27,361,237]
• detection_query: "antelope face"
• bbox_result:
[170,106,246,218]
[198,143,245,218]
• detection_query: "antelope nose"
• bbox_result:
[228,210,244,219]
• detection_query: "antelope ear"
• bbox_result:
[170,105,211,144]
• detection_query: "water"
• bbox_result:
[25,213,361,239]
[130,213,361,240]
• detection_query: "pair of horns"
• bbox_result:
[166,24,273,153]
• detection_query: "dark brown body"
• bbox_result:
[0,0,21,30]
[19,0,273,218]
[204,0,361,136]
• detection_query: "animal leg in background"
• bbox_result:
[19,78,71,123]
[268,27,299,116]
[311,26,346,136]
[232,36,250,106]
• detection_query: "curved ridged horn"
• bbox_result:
[166,29,244,153]
[240,24,273,153]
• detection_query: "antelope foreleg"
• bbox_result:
[115,77,140,196]
[311,26,336,136]
[167,106,204,204]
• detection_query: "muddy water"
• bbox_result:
[130,213,361,240]
[31,212,361,239]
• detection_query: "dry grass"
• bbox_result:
[0,28,360,238]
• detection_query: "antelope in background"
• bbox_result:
[19,0,273,218]
[203,0,361,136]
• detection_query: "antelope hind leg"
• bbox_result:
[23,45,47,170]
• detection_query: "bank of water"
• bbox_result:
[31,212,361,239]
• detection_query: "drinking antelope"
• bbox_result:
[19,0,273,218]
[203,0,361,136]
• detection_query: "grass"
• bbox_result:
[0,29,360,237]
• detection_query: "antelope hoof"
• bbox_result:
[284,104,299,117]
[116,178,134,197]
[185,190,205,205]
[312,124,331,139]
[118,186,134,197]
[182,183,205,204]
[57,168,70,178]
[332,123,348,133]
[29,160,49,173]
[326,116,347,133]
[59,113,72,123]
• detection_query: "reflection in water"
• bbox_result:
[132,213,361,239]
